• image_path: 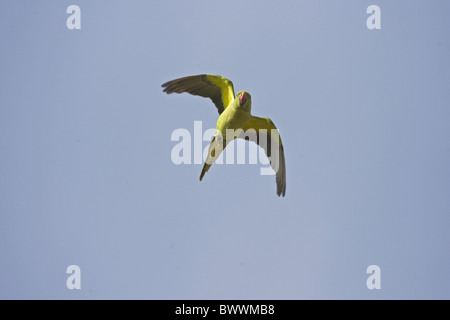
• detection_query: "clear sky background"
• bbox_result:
[0,0,449,299]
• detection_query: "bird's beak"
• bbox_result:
[239,93,247,105]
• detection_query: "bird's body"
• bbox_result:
[162,74,286,197]
[217,97,251,136]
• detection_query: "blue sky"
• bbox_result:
[0,0,449,299]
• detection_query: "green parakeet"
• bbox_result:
[162,74,286,197]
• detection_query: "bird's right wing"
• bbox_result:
[161,74,235,114]
[241,116,286,197]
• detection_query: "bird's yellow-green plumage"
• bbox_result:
[162,74,286,197]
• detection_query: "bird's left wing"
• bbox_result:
[162,74,235,114]
[241,116,286,197]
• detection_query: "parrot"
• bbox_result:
[162,74,286,197]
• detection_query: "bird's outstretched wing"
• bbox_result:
[241,116,286,197]
[161,74,235,114]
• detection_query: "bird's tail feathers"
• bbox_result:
[199,163,211,181]
[199,135,225,181]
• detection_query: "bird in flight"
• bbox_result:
[162,74,286,197]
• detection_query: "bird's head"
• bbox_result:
[236,91,251,112]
